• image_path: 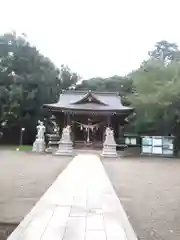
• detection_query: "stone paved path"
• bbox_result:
[8,154,137,240]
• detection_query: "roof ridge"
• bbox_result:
[70,91,107,106]
[61,90,119,95]
[93,91,119,95]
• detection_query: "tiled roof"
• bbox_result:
[44,90,133,112]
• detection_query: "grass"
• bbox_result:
[13,145,32,151]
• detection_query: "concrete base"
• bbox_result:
[45,146,57,153]
[54,150,73,156]
[45,134,60,153]
[54,141,73,156]
[101,153,118,158]
[32,139,45,153]
[101,144,118,158]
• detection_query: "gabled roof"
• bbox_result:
[44,90,133,113]
[71,91,107,106]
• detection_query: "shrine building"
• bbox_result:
[43,90,133,148]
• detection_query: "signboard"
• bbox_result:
[163,149,173,155]
[125,136,137,146]
[125,138,130,145]
[142,145,152,154]
[152,137,162,147]
[142,136,152,146]
[131,138,137,145]
[141,136,174,157]
[152,146,162,154]
[163,137,173,149]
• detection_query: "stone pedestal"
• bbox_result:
[55,140,73,156]
[101,127,118,158]
[32,139,45,153]
[54,125,73,156]
[101,144,118,157]
[45,134,60,153]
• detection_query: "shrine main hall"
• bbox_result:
[44,90,133,148]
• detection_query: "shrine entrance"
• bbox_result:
[72,115,105,147]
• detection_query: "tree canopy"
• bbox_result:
[148,40,180,61]
[0,32,78,143]
[128,61,180,134]
[76,76,133,105]
[128,41,180,135]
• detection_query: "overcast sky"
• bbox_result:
[0,0,180,79]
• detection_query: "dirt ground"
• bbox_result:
[0,150,71,239]
[103,157,180,240]
[0,150,72,223]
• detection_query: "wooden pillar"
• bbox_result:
[107,115,111,127]
[67,112,71,125]
[63,112,66,127]
[56,112,64,136]
[66,112,73,142]
[103,115,110,142]
[71,114,75,145]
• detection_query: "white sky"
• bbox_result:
[0,0,180,79]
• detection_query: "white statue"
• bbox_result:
[32,121,46,152]
[63,125,70,135]
[104,127,115,145]
[55,125,73,155]
[105,127,111,136]
[101,126,117,157]
[61,125,71,142]
[37,121,45,140]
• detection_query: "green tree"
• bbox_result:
[60,64,79,90]
[128,59,180,135]
[77,75,133,104]
[148,40,180,62]
[0,32,77,144]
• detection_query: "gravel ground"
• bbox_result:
[0,150,72,239]
[103,157,180,240]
